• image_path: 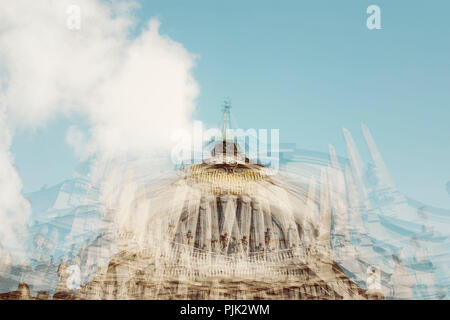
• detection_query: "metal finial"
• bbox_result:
[223,97,231,111]
[222,97,232,140]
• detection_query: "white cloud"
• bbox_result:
[0,0,199,259]
[87,18,198,157]
[0,99,30,261]
[66,125,87,158]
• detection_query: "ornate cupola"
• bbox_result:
[67,103,382,300]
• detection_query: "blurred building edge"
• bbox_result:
[3,105,448,299]
[0,283,31,300]
[0,282,52,300]
[47,135,383,300]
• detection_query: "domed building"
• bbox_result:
[2,104,447,300]
[61,109,381,300]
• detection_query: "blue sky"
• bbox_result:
[11,0,450,209]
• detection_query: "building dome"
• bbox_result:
[66,140,379,300]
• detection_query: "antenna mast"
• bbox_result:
[221,97,232,141]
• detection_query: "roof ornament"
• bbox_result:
[221,97,232,140]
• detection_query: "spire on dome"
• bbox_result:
[221,97,232,140]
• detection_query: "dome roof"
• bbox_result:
[63,140,378,300]
[116,141,323,257]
